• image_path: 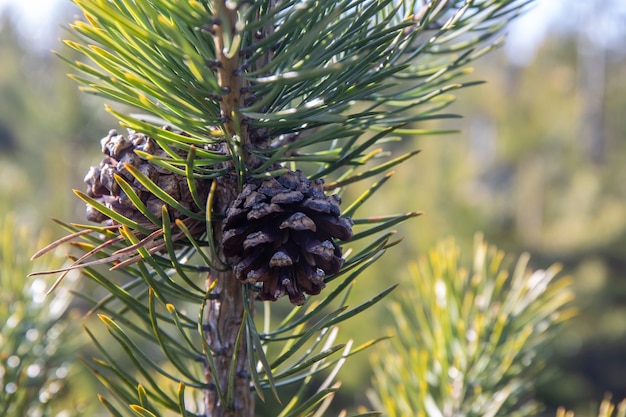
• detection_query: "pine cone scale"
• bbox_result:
[269,250,295,268]
[243,230,277,251]
[271,190,304,204]
[247,203,284,220]
[279,212,316,232]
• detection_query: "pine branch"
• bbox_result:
[211,0,245,139]
[203,174,254,417]
[32,1,537,416]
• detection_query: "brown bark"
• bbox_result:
[212,0,248,144]
[204,1,262,415]
[204,177,254,417]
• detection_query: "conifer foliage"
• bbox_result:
[370,236,575,417]
[33,1,533,415]
[1,217,80,416]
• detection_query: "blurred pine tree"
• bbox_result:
[369,235,574,417]
[0,215,86,415]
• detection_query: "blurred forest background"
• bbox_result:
[1,0,625,415]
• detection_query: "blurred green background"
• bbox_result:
[1,0,625,415]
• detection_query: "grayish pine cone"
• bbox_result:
[84,129,210,226]
[222,170,353,305]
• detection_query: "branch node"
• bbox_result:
[195,355,209,365]
[201,23,215,35]
[207,59,222,69]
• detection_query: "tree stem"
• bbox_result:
[204,3,257,414]
[213,0,249,148]
[204,273,254,417]
[204,177,254,417]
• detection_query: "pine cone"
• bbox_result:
[222,170,353,305]
[84,129,210,227]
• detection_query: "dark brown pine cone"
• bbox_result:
[221,170,353,305]
[84,129,210,226]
